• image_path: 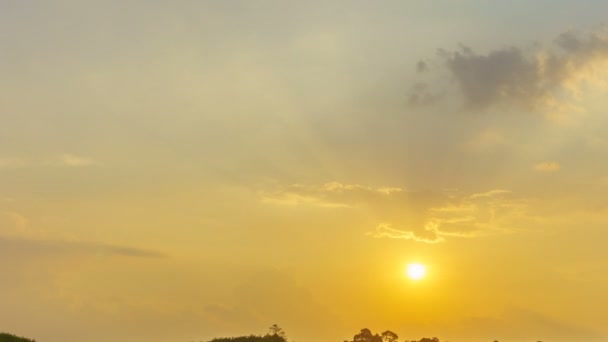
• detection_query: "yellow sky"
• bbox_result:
[2,1,608,342]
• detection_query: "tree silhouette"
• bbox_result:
[418,338,440,342]
[381,331,398,342]
[268,324,287,340]
[349,331,440,342]
[352,329,382,342]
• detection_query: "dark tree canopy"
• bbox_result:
[381,330,398,342]
[352,328,382,342]
[349,328,402,342]
[0,332,36,342]
[349,329,440,342]
[418,338,440,342]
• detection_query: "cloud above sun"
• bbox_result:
[262,182,528,243]
[370,189,527,243]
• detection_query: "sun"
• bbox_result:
[406,263,427,280]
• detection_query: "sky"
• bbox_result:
[2,1,608,341]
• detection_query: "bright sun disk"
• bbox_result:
[406,263,426,280]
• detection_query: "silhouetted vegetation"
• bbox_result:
[206,325,548,342]
[207,325,288,342]
[346,328,441,342]
[0,332,36,342]
[411,338,440,342]
[208,334,286,342]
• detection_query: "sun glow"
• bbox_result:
[406,263,427,280]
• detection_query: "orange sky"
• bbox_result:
[2,1,608,342]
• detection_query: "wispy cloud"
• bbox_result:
[260,182,405,208]
[0,154,99,168]
[534,161,561,173]
[60,154,98,167]
[263,183,526,243]
[369,189,527,243]
[99,243,166,258]
[368,224,445,243]
[0,236,166,259]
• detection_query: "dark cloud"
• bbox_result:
[555,30,608,55]
[407,82,442,106]
[411,29,608,111]
[444,46,540,109]
[416,60,429,73]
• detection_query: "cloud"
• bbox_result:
[260,181,405,208]
[412,28,608,113]
[416,60,429,73]
[368,224,444,243]
[0,155,98,168]
[407,82,443,106]
[60,154,98,167]
[0,236,166,259]
[534,161,561,173]
[100,244,166,258]
[467,189,512,199]
[370,189,527,243]
[429,189,526,236]
[262,182,526,243]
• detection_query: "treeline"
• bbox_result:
[0,332,36,342]
[203,325,288,342]
[347,328,440,342]
[207,324,545,342]
[207,325,442,342]
[209,335,287,342]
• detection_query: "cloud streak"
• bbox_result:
[368,224,445,243]
[0,236,166,259]
[60,154,98,167]
[534,161,561,173]
[0,154,99,168]
[260,182,404,208]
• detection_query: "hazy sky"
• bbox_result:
[3,1,608,341]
